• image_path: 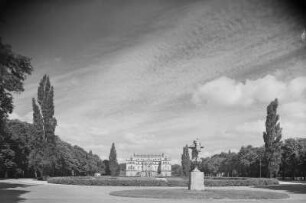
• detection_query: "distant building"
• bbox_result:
[126,153,171,177]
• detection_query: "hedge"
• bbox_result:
[48,176,168,186]
[203,178,279,187]
[47,176,279,187]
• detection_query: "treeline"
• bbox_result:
[176,138,306,179]
[201,138,306,179]
[0,119,105,178]
[179,99,306,180]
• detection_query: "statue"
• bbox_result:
[188,138,204,170]
[188,138,205,190]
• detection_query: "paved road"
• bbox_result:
[0,179,305,203]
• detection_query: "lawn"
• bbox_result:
[110,188,289,199]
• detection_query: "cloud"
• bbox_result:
[123,133,156,145]
[234,120,265,134]
[282,121,306,139]
[8,112,23,120]
[280,101,306,119]
[8,112,32,123]
[192,75,306,107]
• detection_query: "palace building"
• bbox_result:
[126,153,171,177]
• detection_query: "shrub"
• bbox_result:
[47,176,278,187]
[48,176,168,186]
[204,178,279,187]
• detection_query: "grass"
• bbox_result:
[256,184,306,194]
[110,188,289,199]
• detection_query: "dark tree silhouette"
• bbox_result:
[108,143,119,176]
[181,145,191,177]
[263,99,282,178]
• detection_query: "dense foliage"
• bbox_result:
[280,138,306,179]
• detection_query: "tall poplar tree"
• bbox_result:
[108,143,119,176]
[29,75,57,178]
[263,98,282,178]
[181,145,191,177]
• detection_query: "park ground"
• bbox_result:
[0,179,305,203]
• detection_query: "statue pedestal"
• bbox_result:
[188,167,205,191]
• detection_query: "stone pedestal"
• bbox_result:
[188,167,204,191]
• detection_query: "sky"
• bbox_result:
[1,0,306,163]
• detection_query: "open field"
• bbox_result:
[1,179,306,203]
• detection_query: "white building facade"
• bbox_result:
[126,153,171,177]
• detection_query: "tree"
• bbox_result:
[0,38,33,119]
[220,151,239,177]
[0,39,32,178]
[281,138,303,180]
[238,145,260,177]
[108,143,119,176]
[263,98,282,178]
[203,154,225,176]
[119,163,126,175]
[171,164,182,176]
[103,160,110,175]
[0,135,16,178]
[181,145,191,177]
[29,75,57,178]
[5,120,34,177]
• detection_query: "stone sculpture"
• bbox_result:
[188,138,204,169]
[188,139,205,190]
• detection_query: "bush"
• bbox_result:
[48,176,168,186]
[167,178,188,187]
[47,176,279,187]
[204,178,279,186]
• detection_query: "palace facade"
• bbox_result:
[126,153,171,177]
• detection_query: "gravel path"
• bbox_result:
[0,179,305,203]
